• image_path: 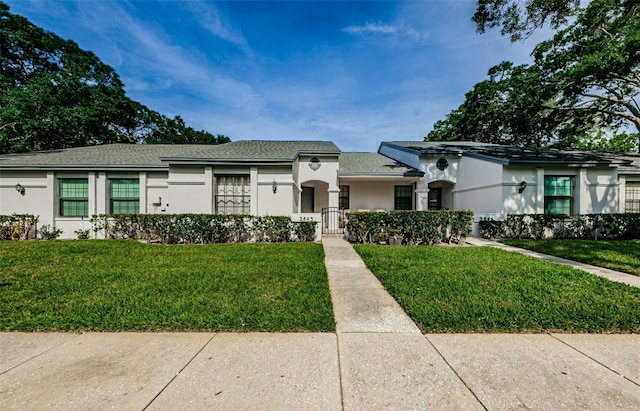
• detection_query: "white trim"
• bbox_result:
[166,180,206,185]
[452,183,503,193]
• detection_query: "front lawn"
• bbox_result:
[501,239,640,276]
[354,245,640,333]
[0,240,335,332]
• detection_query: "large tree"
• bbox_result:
[472,0,580,41]
[429,0,640,152]
[0,2,229,154]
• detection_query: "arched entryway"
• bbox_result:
[428,181,454,210]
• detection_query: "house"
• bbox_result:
[1,140,638,239]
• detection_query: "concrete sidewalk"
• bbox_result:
[1,237,640,410]
[466,237,640,288]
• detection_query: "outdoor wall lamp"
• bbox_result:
[15,183,25,195]
[272,180,277,193]
[518,180,528,194]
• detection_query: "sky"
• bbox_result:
[6,0,552,152]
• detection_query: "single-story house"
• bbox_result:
[1,140,638,239]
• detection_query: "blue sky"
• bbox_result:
[7,0,550,152]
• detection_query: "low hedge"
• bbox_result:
[90,214,317,244]
[479,213,640,240]
[0,214,39,240]
[345,210,473,245]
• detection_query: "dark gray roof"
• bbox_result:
[382,141,633,166]
[339,152,423,177]
[0,140,341,170]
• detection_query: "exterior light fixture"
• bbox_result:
[518,180,528,194]
[15,183,25,195]
[272,180,277,193]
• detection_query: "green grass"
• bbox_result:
[0,240,335,332]
[354,245,640,333]
[501,239,640,276]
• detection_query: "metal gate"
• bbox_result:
[321,207,345,234]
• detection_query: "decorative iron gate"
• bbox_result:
[321,207,345,234]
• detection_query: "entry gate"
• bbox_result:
[321,207,345,234]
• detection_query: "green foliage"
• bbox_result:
[40,225,63,240]
[472,0,580,41]
[345,210,473,245]
[436,0,640,153]
[90,213,317,244]
[74,228,91,240]
[355,244,640,332]
[0,240,335,331]
[0,3,229,153]
[0,213,38,240]
[502,239,640,275]
[478,213,640,240]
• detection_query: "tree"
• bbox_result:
[427,62,563,147]
[472,0,580,41]
[0,2,228,154]
[430,0,640,152]
[533,0,640,150]
[143,115,231,145]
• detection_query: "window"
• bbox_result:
[394,185,413,210]
[544,176,574,215]
[110,179,139,214]
[626,181,640,212]
[216,175,250,214]
[339,185,350,210]
[59,179,89,217]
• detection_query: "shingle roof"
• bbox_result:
[339,152,423,177]
[383,141,633,166]
[0,140,341,170]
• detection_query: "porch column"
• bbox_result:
[618,175,626,213]
[328,187,339,209]
[139,172,147,214]
[250,167,258,215]
[415,189,429,211]
[576,168,589,213]
[536,168,545,213]
[204,166,213,214]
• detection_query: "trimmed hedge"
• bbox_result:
[479,213,640,240]
[0,214,39,240]
[345,210,473,245]
[90,214,317,244]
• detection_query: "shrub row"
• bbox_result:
[479,213,640,240]
[0,214,39,240]
[345,210,474,245]
[91,214,317,244]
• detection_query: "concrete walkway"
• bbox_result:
[466,237,640,288]
[1,237,640,410]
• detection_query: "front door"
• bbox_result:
[428,187,442,210]
[301,186,315,213]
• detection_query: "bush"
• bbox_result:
[345,210,473,245]
[0,214,39,240]
[74,229,91,239]
[479,213,640,240]
[90,214,317,244]
[41,225,63,240]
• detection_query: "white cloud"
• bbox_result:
[342,21,427,41]
[183,1,248,50]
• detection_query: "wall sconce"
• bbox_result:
[15,183,25,195]
[518,180,528,194]
[272,180,277,193]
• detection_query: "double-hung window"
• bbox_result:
[544,176,574,215]
[216,175,250,214]
[626,181,640,212]
[394,185,413,210]
[59,179,89,217]
[110,179,139,214]
[339,185,350,210]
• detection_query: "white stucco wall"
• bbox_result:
[453,156,503,214]
[256,166,295,215]
[340,180,406,211]
[0,170,52,232]
[297,155,339,211]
